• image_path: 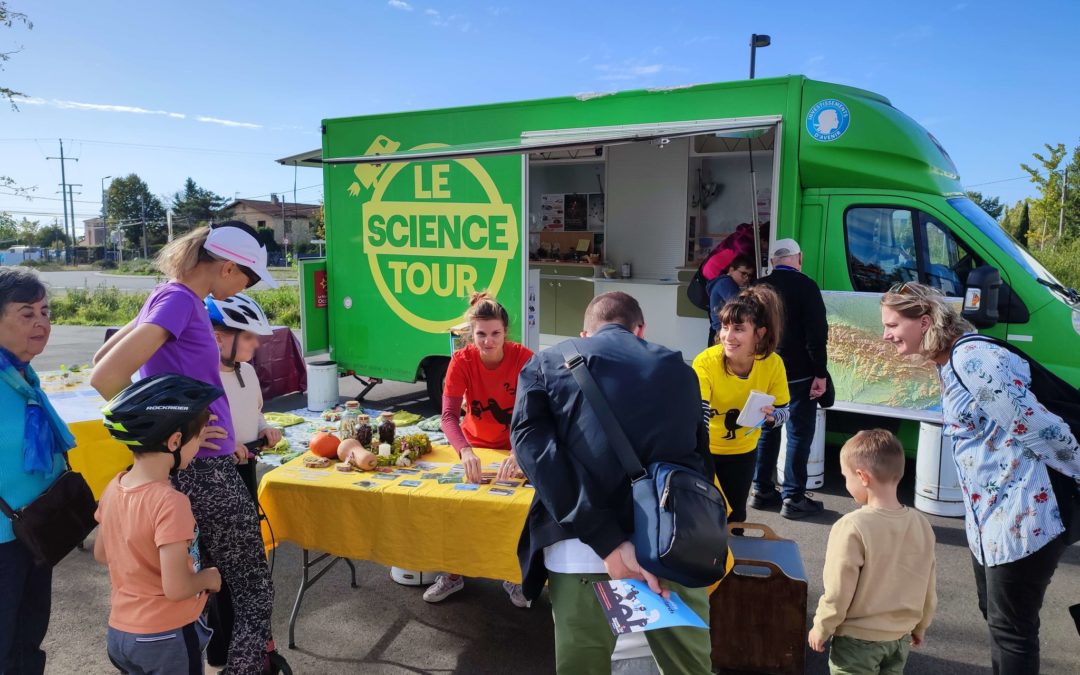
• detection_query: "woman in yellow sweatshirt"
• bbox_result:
[693,285,790,524]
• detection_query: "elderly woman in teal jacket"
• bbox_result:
[0,266,75,675]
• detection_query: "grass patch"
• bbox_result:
[50,285,301,328]
[115,259,161,276]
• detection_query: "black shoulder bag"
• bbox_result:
[0,458,98,567]
[561,342,730,587]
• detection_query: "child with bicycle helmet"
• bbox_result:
[203,294,282,671]
[90,223,275,675]
[205,293,281,500]
[94,374,224,675]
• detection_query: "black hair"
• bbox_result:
[0,267,47,314]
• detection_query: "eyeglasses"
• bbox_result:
[239,265,261,289]
[889,282,915,295]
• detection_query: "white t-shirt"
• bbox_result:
[543,537,607,574]
[220,363,268,445]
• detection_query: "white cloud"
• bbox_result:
[425,8,439,15]
[388,0,413,11]
[13,96,261,129]
[594,62,664,81]
[195,116,262,129]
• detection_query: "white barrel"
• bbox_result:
[915,422,965,517]
[390,567,438,586]
[305,360,340,411]
[777,408,826,490]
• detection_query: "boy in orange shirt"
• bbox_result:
[94,374,224,674]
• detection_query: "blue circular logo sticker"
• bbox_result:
[806,99,850,142]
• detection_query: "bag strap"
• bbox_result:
[0,493,18,521]
[560,342,648,483]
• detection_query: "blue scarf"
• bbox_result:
[0,347,75,474]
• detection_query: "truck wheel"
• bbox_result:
[423,358,450,405]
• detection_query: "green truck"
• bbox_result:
[283,75,1079,435]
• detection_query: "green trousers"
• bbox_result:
[829,635,911,675]
[548,571,713,675]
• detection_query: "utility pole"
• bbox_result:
[67,184,82,263]
[139,195,148,259]
[46,139,78,264]
[100,176,111,261]
[1059,167,1069,239]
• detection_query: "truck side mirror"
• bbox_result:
[962,265,1001,328]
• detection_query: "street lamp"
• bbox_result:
[100,176,111,261]
[749,34,771,79]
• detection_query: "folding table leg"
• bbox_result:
[288,549,359,649]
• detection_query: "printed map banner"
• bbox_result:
[823,291,948,415]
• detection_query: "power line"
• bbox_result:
[0,137,280,157]
[966,176,1029,188]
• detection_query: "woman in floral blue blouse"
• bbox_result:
[880,282,1079,675]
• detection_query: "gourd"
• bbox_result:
[309,432,341,459]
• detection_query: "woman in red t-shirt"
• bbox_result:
[426,292,534,606]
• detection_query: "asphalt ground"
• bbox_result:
[34,327,1080,673]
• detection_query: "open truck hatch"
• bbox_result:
[317,116,781,165]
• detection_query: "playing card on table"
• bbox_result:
[372,473,396,481]
[494,480,520,488]
[437,474,464,484]
[454,483,479,491]
[420,473,441,480]
[399,480,422,488]
[489,487,515,496]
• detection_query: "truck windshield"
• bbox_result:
[946,197,1062,286]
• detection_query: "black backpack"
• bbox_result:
[949,334,1080,544]
[686,256,712,312]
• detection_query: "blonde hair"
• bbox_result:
[155,226,214,279]
[464,291,509,338]
[880,282,973,359]
[716,285,783,373]
[841,429,906,483]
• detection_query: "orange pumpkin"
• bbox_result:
[309,432,341,459]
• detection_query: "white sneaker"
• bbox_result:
[423,574,464,603]
[503,581,531,608]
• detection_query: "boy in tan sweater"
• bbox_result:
[809,429,936,674]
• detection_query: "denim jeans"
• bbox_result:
[753,377,816,500]
[0,539,52,675]
[971,535,1067,675]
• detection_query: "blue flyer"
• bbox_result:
[593,580,707,635]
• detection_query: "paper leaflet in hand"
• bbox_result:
[735,390,775,429]
[593,580,707,635]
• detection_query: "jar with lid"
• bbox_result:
[378,411,396,444]
[338,401,361,440]
[354,413,373,447]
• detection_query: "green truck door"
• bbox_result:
[822,194,1010,330]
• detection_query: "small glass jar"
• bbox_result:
[378,411,396,444]
[354,413,373,447]
[338,400,361,440]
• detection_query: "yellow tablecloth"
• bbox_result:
[258,446,531,583]
[68,420,134,499]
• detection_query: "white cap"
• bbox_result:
[770,238,802,259]
[204,224,278,288]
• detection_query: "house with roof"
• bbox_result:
[218,194,320,245]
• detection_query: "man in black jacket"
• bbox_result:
[751,238,829,519]
[511,291,713,675]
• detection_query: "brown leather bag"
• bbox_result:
[0,466,98,567]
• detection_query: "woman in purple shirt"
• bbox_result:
[92,222,277,675]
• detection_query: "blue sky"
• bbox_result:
[2,0,1078,234]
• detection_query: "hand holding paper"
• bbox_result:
[736,390,776,429]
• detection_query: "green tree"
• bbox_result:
[169,178,225,231]
[309,204,325,240]
[0,211,17,245]
[0,2,31,109]
[1016,201,1030,247]
[106,174,166,253]
[965,190,1004,220]
[255,225,280,252]
[35,222,68,249]
[16,216,37,244]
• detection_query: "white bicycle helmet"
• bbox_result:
[205,293,274,336]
